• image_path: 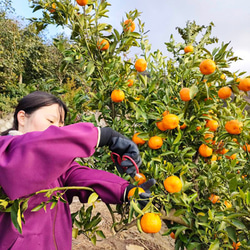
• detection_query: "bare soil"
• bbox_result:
[70,198,175,250]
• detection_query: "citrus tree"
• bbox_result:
[12,0,250,248]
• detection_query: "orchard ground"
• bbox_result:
[70,198,174,250]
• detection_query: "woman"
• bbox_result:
[0,91,151,250]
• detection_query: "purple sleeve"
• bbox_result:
[0,123,98,200]
[61,163,130,204]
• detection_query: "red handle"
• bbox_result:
[110,152,139,174]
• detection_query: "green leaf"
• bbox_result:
[86,62,95,76]
[10,200,22,234]
[31,203,45,212]
[187,242,202,250]
[208,239,220,250]
[88,192,99,204]
[190,84,199,99]
[72,227,78,239]
[246,191,250,205]
[229,177,237,192]
[225,226,237,242]
[96,230,106,239]
[173,128,182,145]
[138,74,147,85]
[90,235,97,245]
[130,199,144,215]
[230,219,247,230]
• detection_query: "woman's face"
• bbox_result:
[18,104,65,133]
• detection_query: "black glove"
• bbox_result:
[125,179,156,208]
[99,127,142,177]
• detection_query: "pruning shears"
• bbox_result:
[110,152,140,177]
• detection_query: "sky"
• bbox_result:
[10,0,250,75]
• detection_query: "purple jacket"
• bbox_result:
[0,123,129,249]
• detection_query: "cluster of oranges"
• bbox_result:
[109,19,148,104]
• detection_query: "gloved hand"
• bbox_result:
[98,127,142,177]
[125,179,156,208]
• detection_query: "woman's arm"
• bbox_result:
[61,163,130,204]
[0,123,98,200]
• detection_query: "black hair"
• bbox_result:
[1,91,68,136]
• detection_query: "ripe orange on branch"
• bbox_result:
[123,19,135,32]
[225,120,242,134]
[134,173,147,185]
[163,176,182,193]
[218,86,232,99]
[242,143,250,152]
[238,78,250,91]
[49,3,56,13]
[199,59,216,75]
[206,119,219,132]
[209,194,220,204]
[162,114,179,130]
[76,0,88,6]
[111,89,125,103]
[156,121,167,131]
[132,133,146,145]
[199,144,213,157]
[180,88,191,101]
[148,136,163,149]
[184,45,194,53]
[127,79,134,87]
[135,59,147,72]
[232,242,241,250]
[127,187,145,199]
[140,213,162,233]
[97,39,110,51]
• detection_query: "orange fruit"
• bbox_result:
[238,78,250,92]
[243,144,250,152]
[209,194,220,204]
[218,86,232,99]
[224,200,232,208]
[211,154,217,162]
[170,232,176,239]
[148,136,163,149]
[206,119,219,132]
[135,59,147,72]
[232,242,241,250]
[76,0,88,6]
[179,88,191,101]
[180,123,187,130]
[220,74,226,80]
[140,213,162,233]
[196,126,202,131]
[111,89,125,103]
[184,45,194,53]
[162,114,179,130]
[225,120,242,134]
[123,19,135,32]
[216,148,228,155]
[127,187,145,199]
[156,121,167,131]
[49,3,56,13]
[199,144,213,157]
[163,176,182,193]
[127,79,134,87]
[134,173,147,185]
[226,153,237,160]
[132,133,146,146]
[204,133,214,143]
[199,59,216,75]
[162,110,170,116]
[242,143,250,152]
[97,39,110,51]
